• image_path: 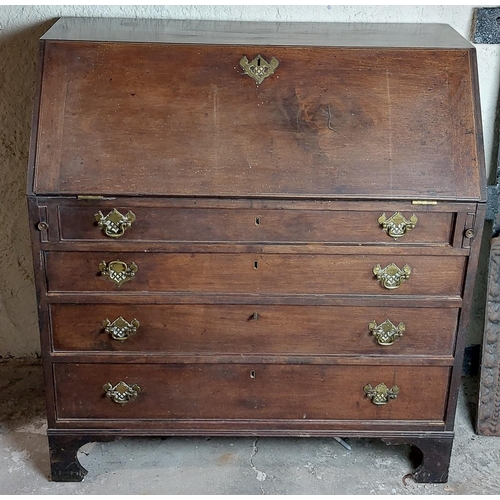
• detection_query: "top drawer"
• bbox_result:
[56,205,455,245]
[32,41,483,200]
[36,199,476,247]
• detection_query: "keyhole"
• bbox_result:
[257,57,261,66]
[250,370,256,379]
[255,217,260,226]
[253,261,259,270]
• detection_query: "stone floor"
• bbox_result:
[1,360,500,494]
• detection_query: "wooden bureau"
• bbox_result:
[27,18,486,482]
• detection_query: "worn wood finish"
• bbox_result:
[34,42,481,200]
[28,19,486,483]
[41,18,474,49]
[383,436,454,483]
[45,252,466,296]
[58,206,455,246]
[54,363,449,421]
[51,303,458,356]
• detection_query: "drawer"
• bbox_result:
[57,205,454,246]
[51,304,458,356]
[46,252,466,296]
[54,363,449,421]
[35,42,481,201]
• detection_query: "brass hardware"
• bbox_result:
[251,312,259,321]
[411,200,437,205]
[464,228,475,239]
[99,260,138,287]
[239,54,279,84]
[378,212,418,239]
[250,370,256,379]
[95,208,136,238]
[369,319,405,346]
[103,316,140,341]
[103,381,141,404]
[37,222,48,231]
[78,195,104,200]
[373,263,412,290]
[364,382,399,405]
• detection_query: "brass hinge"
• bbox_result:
[77,195,104,200]
[411,200,438,205]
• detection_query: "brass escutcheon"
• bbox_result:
[239,54,279,84]
[378,212,418,240]
[373,263,412,290]
[95,209,136,238]
[364,382,399,405]
[369,319,405,346]
[103,381,141,404]
[103,316,140,341]
[99,260,138,287]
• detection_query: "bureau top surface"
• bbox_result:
[42,17,473,49]
[30,19,485,200]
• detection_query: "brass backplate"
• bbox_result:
[364,382,399,405]
[240,54,279,84]
[103,381,141,404]
[378,212,418,239]
[373,263,412,290]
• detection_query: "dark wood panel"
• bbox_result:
[45,251,466,296]
[34,42,481,200]
[54,363,450,421]
[51,303,458,356]
[58,205,454,245]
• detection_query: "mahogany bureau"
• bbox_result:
[27,18,486,482]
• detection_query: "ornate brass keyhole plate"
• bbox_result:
[369,319,405,346]
[364,382,399,405]
[103,316,140,341]
[240,54,279,84]
[99,260,138,287]
[378,212,418,240]
[373,263,412,290]
[95,209,136,238]
[103,381,141,404]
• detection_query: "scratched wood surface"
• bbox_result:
[33,42,482,200]
[50,303,459,356]
[41,18,474,48]
[54,363,450,421]
[45,251,467,296]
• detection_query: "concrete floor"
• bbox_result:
[1,360,500,495]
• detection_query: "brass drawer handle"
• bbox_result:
[373,263,412,290]
[364,382,399,405]
[369,319,405,346]
[103,381,141,404]
[99,260,138,287]
[103,316,140,341]
[240,54,279,84]
[378,212,418,240]
[95,209,136,238]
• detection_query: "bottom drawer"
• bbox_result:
[54,363,449,422]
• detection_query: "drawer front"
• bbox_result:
[35,42,481,200]
[58,205,454,245]
[46,252,466,296]
[54,363,449,421]
[51,304,458,356]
